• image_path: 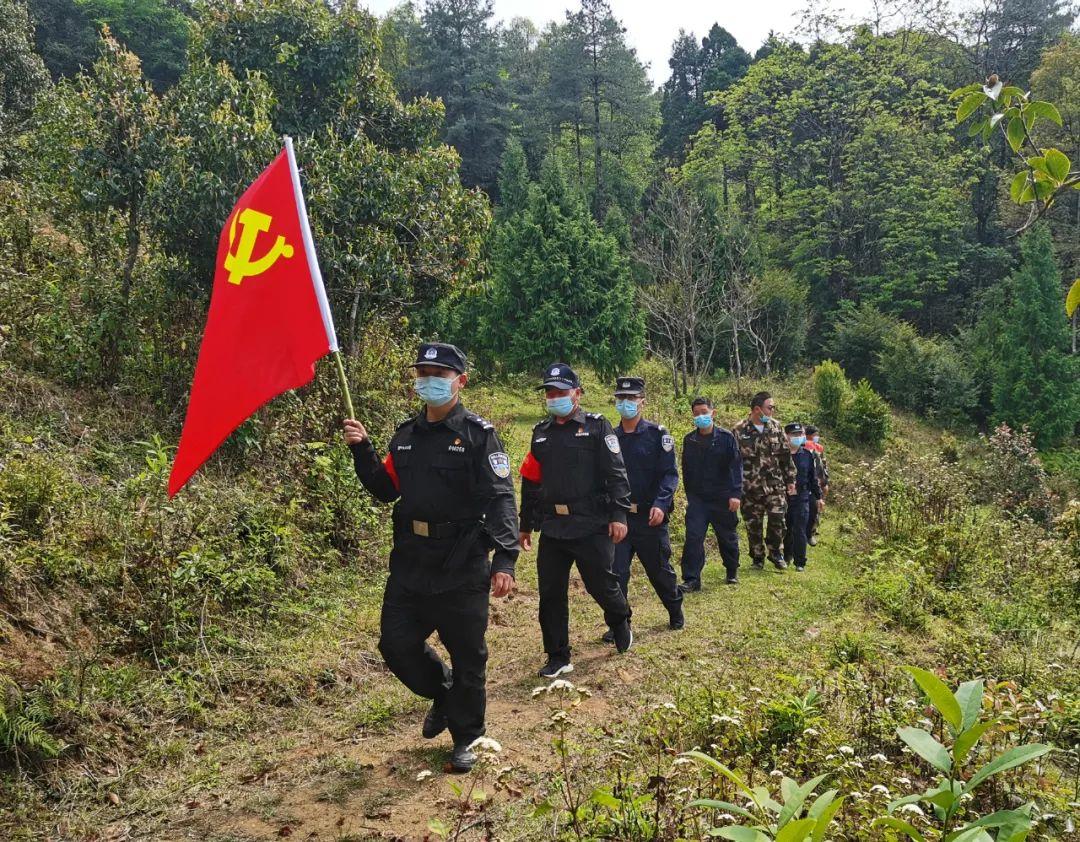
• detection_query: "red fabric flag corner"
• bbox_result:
[168,142,337,497]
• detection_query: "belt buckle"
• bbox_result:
[412,520,430,537]
[554,504,570,516]
[629,503,638,513]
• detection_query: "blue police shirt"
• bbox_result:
[614,418,678,516]
[681,426,743,502]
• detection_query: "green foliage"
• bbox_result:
[812,360,848,426]
[991,226,1078,447]
[0,677,62,761]
[824,303,900,388]
[875,668,1051,841]
[878,325,976,425]
[0,450,63,538]
[835,379,891,448]
[1,0,49,144]
[978,424,1053,520]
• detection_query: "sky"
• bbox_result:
[359,0,881,87]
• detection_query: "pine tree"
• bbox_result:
[481,154,642,376]
[992,226,1079,447]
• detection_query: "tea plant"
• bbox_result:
[875,666,1051,841]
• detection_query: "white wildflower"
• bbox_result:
[416,770,433,782]
[897,777,912,786]
[770,769,784,777]
[548,679,576,692]
[803,727,820,736]
[870,785,890,796]
[663,702,678,711]
[469,736,503,753]
[838,745,855,756]
[869,753,889,763]
[718,813,736,823]
[899,804,925,817]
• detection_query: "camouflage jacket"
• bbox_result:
[731,417,796,500]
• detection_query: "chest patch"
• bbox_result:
[575,429,590,437]
[534,437,547,443]
[605,434,620,454]
[488,452,510,478]
[448,444,466,453]
[662,434,674,452]
[396,444,413,451]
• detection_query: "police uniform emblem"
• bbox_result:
[662,434,674,452]
[488,452,511,478]
[621,381,631,388]
[551,366,560,376]
[604,434,620,453]
[424,346,438,359]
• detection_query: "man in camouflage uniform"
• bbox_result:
[731,391,796,570]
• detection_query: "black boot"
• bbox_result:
[422,699,447,739]
[668,606,685,630]
[449,742,477,773]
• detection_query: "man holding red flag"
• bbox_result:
[169,139,339,497]
[343,343,518,773]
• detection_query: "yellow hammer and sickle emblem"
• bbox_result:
[224,208,295,285]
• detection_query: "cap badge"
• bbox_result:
[550,367,560,376]
[424,347,438,359]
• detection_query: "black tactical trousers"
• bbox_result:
[783,494,811,568]
[537,532,631,660]
[613,517,683,612]
[378,572,489,745]
[680,495,740,585]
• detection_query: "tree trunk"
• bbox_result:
[591,40,603,219]
[121,200,140,303]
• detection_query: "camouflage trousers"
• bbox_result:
[742,494,787,563]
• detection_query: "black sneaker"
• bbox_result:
[808,536,818,546]
[678,581,701,594]
[725,575,739,585]
[613,621,633,653]
[538,657,574,679]
[795,565,805,572]
[772,558,788,571]
[449,742,477,773]
[668,607,685,630]
[422,700,447,739]
[601,629,615,644]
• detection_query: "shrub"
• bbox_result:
[813,360,849,426]
[977,423,1054,520]
[825,301,902,387]
[835,379,890,447]
[878,326,976,424]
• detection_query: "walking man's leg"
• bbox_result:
[743,496,767,568]
[709,505,741,582]
[434,580,490,746]
[537,535,574,669]
[679,496,709,589]
[574,533,633,650]
[378,575,446,701]
[632,522,683,625]
[765,497,787,568]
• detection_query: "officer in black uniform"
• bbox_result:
[607,376,683,638]
[679,396,743,589]
[343,342,518,772]
[782,422,823,572]
[519,363,634,679]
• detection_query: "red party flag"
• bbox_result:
[168,139,338,497]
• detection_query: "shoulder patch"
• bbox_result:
[465,412,494,430]
[395,416,414,431]
[662,433,674,452]
[604,434,620,454]
[587,412,603,419]
[487,451,511,478]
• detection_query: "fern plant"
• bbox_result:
[874,666,1051,842]
[685,751,845,841]
[0,678,62,760]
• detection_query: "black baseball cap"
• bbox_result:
[539,362,580,390]
[614,376,645,397]
[409,342,467,374]
[784,422,805,434]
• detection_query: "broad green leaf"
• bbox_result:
[1007,117,1026,152]
[904,667,963,732]
[810,797,845,842]
[780,776,799,805]
[957,92,987,122]
[898,726,952,774]
[775,817,816,842]
[684,752,759,805]
[806,789,837,820]
[1000,86,1025,101]
[689,799,757,820]
[887,793,926,813]
[1044,148,1071,182]
[1066,278,1080,316]
[1027,100,1063,127]
[1009,171,1029,203]
[964,744,1051,794]
[955,719,995,766]
[955,680,984,730]
[949,829,995,842]
[1018,181,1036,203]
[1034,180,1055,201]
[949,83,982,101]
[709,827,767,841]
[968,117,989,138]
[873,816,927,841]
[944,808,1033,841]
[777,774,827,828]
[590,788,619,809]
[531,800,554,817]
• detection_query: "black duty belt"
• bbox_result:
[543,497,601,517]
[394,513,479,539]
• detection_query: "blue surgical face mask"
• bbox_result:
[760,414,772,424]
[790,435,806,447]
[547,396,575,417]
[693,413,713,429]
[812,435,820,444]
[615,398,640,419]
[414,375,456,407]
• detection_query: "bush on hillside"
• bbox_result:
[877,325,976,424]
[977,423,1054,521]
[812,360,849,426]
[825,302,902,387]
[835,379,890,447]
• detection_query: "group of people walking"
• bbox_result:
[342,342,829,771]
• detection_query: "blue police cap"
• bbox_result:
[784,422,805,434]
[539,362,580,390]
[614,376,645,396]
[410,342,467,374]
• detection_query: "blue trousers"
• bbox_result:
[612,516,682,612]
[679,496,740,585]
[784,494,811,567]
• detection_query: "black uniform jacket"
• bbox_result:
[518,407,631,540]
[350,400,519,592]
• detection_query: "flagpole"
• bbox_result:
[283,135,355,419]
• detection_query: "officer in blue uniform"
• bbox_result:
[606,376,684,638]
[782,422,823,572]
[679,396,743,589]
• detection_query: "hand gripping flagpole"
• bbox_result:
[283,136,355,420]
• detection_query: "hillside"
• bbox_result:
[1,358,1077,840]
